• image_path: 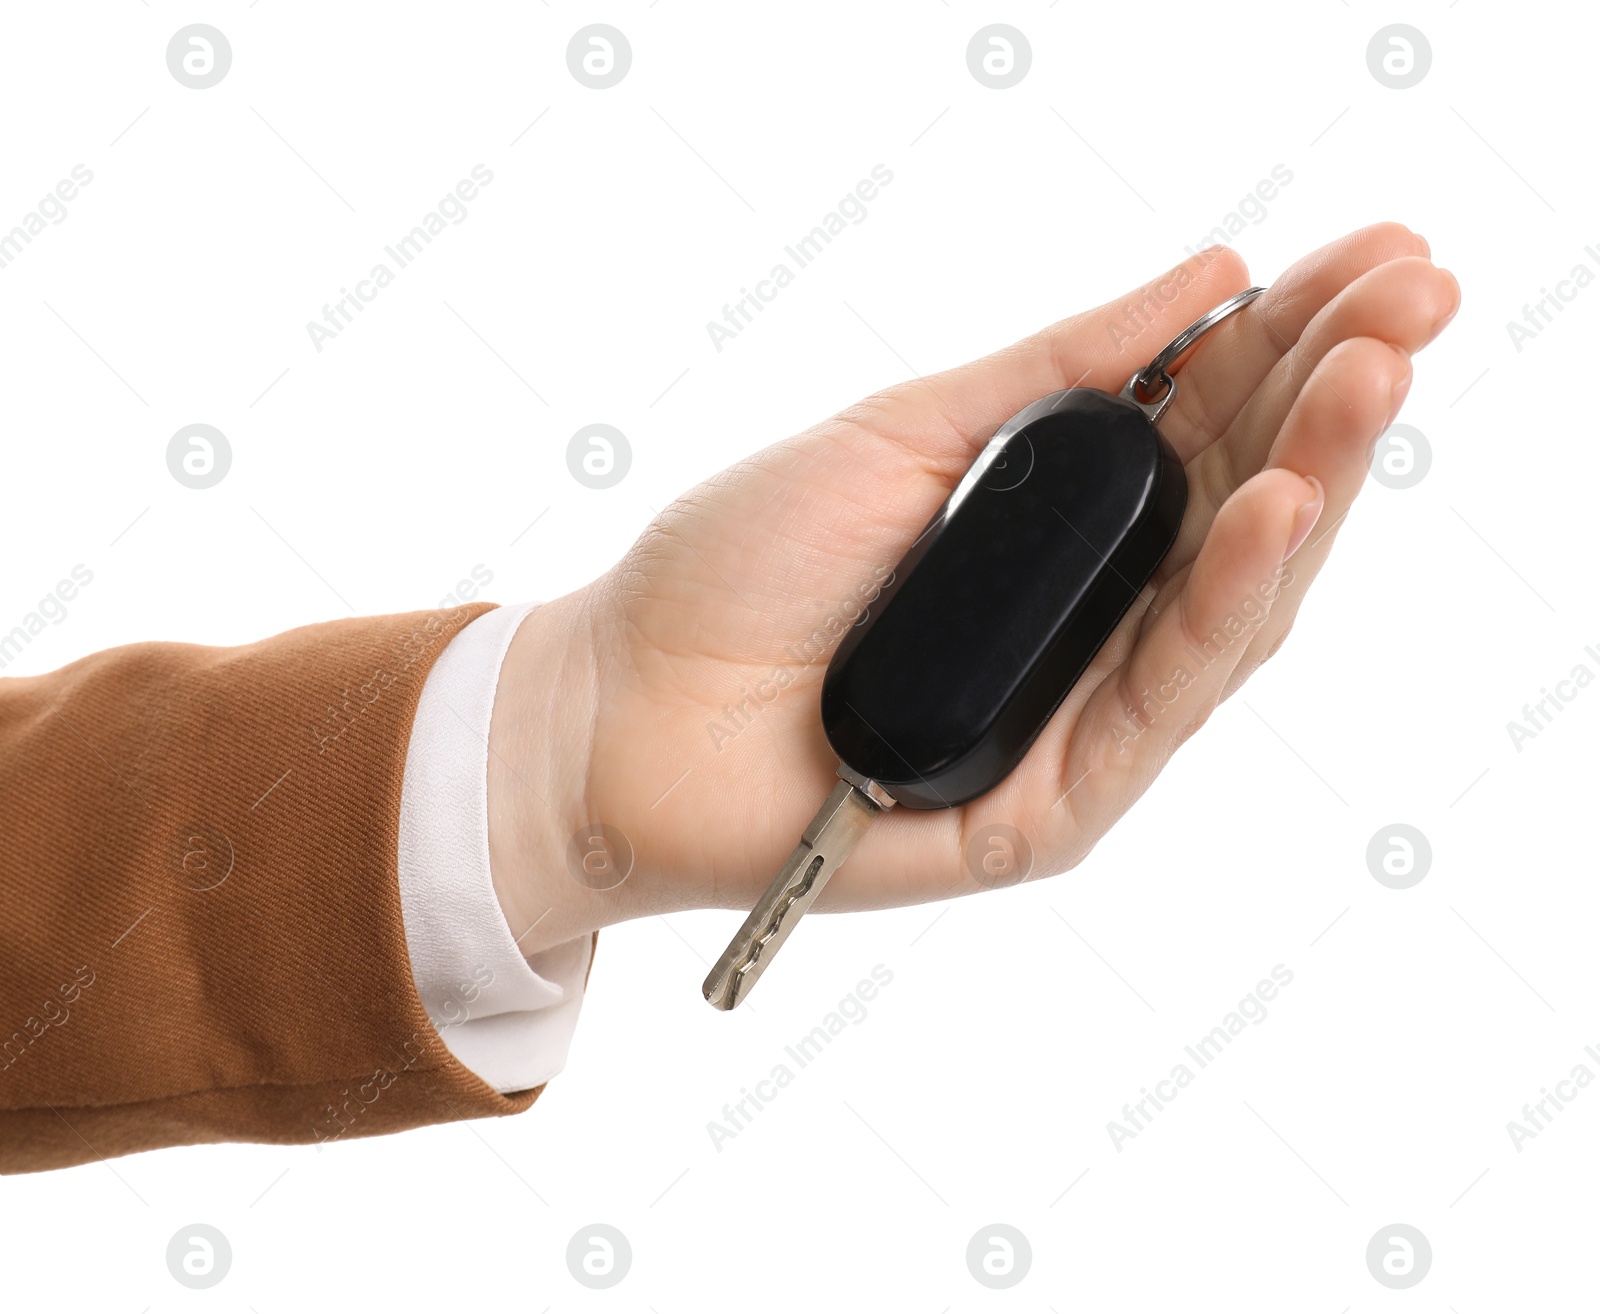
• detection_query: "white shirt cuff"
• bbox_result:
[396,602,592,1094]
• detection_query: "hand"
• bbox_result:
[489,225,1459,954]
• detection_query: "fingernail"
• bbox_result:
[1423,270,1461,346]
[1284,476,1324,562]
[1385,345,1413,429]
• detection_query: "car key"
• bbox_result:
[702,286,1267,1010]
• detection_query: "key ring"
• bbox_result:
[1121,285,1268,424]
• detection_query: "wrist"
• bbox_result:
[486,586,618,958]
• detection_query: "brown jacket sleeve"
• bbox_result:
[0,604,546,1173]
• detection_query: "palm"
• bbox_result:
[584,228,1455,916]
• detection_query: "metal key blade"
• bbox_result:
[703,777,886,1010]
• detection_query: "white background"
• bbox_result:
[1,1,1594,1308]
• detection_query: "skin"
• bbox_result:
[487,224,1460,958]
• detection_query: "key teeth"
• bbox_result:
[703,780,881,1010]
[736,854,825,969]
[705,854,825,1010]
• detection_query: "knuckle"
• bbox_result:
[1170,704,1215,752]
[1172,583,1218,659]
[1259,624,1294,665]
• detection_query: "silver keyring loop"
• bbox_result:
[1120,284,1267,424]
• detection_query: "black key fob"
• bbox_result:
[821,385,1186,809]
